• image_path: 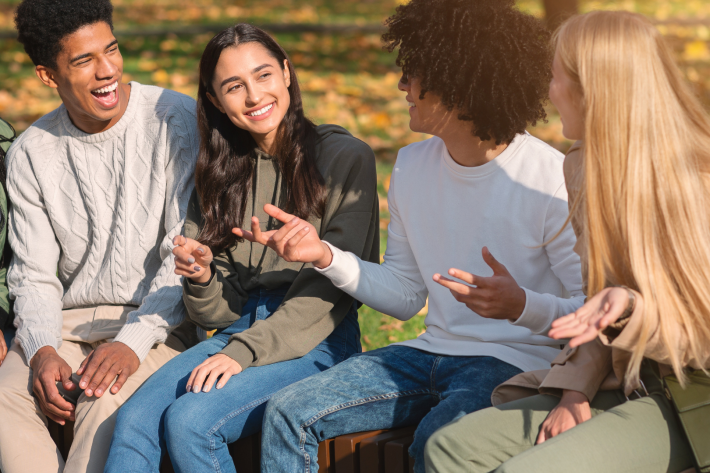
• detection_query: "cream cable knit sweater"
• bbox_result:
[6,82,199,362]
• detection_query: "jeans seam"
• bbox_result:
[430,357,443,399]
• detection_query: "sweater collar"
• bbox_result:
[58,81,141,144]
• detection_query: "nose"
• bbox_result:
[398,74,410,92]
[245,82,262,107]
[96,54,118,81]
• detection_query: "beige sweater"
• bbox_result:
[6,82,199,362]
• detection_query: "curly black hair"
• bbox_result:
[15,0,114,69]
[383,0,552,144]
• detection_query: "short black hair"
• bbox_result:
[15,0,114,69]
[383,0,552,144]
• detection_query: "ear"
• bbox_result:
[35,65,59,89]
[283,59,291,88]
[206,91,226,114]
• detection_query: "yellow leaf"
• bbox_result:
[684,41,710,61]
[152,69,169,84]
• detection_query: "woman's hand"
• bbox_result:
[233,204,333,269]
[548,287,635,347]
[536,390,591,444]
[186,354,243,393]
[172,235,214,284]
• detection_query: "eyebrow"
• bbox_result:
[219,63,274,88]
[70,39,118,63]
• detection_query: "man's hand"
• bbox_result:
[537,390,591,444]
[173,235,214,284]
[186,354,243,393]
[233,204,333,269]
[433,247,526,321]
[77,341,139,398]
[30,346,76,425]
[0,329,7,366]
[548,287,636,347]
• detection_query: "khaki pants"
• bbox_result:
[0,310,184,473]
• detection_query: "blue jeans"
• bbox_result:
[105,286,361,473]
[261,345,522,473]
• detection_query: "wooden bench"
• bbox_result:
[49,420,416,473]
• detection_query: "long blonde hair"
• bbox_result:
[557,11,710,387]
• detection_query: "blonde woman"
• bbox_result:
[424,11,710,473]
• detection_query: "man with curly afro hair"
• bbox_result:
[259,1,585,472]
[0,1,200,472]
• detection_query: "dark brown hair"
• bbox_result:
[382,0,551,145]
[195,24,325,252]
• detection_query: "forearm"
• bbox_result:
[317,239,427,321]
[513,290,586,335]
[182,262,246,330]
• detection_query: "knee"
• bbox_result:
[164,398,211,448]
[424,427,465,473]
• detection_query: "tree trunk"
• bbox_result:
[543,0,578,30]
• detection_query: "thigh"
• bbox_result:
[498,393,694,473]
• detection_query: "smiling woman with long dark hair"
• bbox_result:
[105,24,380,473]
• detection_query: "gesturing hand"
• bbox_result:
[537,390,591,444]
[173,235,214,284]
[77,341,139,398]
[233,204,333,269]
[548,287,634,347]
[433,247,526,321]
[186,354,243,393]
[0,329,7,366]
[30,346,76,425]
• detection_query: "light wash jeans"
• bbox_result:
[105,285,361,473]
[260,345,522,473]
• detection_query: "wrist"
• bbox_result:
[30,345,58,369]
[561,389,589,404]
[314,241,334,269]
[508,287,527,322]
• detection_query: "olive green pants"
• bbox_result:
[424,387,696,473]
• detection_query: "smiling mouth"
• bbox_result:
[91,81,119,108]
[247,103,274,117]
[408,101,416,107]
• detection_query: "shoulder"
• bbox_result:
[315,124,376,175]
[132,82,197,126]
[517,133,566,165]
[6,107,65,171]
[507,133,566,187]
[390,136,444,185]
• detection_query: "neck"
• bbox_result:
[64,83,132,135]
[252,128,278,155]
[437,120,509,167]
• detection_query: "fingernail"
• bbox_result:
[216,384,222,389]
[194,265,201,271]
[188,257,195,264]
[197,248,204,254]
[96,389,103,396]
[193,386,200,393]
[80,381,87,388]
[186,385,191,392]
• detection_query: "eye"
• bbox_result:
[108,47,119,54]
[259,73,271,80]
[227,83,243,92]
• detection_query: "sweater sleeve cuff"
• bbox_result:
[219,340,255,370]
[114,322,158,363]
[510,288,555,335]
[20,329,59,363]
[183,266,222,300]
[315,241,360,289]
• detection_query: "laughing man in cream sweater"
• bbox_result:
[0,2,198,472]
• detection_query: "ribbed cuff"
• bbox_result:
[114,322,158,362]
[315,241,359,288]
[219,340,255,370]
[510,288,554,335]
[20,329,59,363]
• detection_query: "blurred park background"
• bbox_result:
[0,0,709,350]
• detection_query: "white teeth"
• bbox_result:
[408,102,416,107]
[92,82,118,94]
[248,103,274,117]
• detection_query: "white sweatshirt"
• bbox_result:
[318,133,584,372]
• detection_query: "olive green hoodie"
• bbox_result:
[183,124,379,369]
[0,118,14,333]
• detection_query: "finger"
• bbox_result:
[482,247,510,276]
[232,227,256,242]
[0,335,6,365]
[93,364,120,397]
[433,274,475,296]
[250,217,269,245]
[536,426,547,445]
[284,226,310,250]
[202,366,225,393]
[172,245,195,265]
[549,323,588,340]
[186,366,198,393]
[173,235,187,247]
[568,327,602,348]
[59,362,75,391]
[190,364,213,393]
[269,217,302,244]
[77,351,94,376]
[111,369,130,395]
[446,268,486,288]
[85,358,113,397]
[79,351,107,393]
[40,374,75,415]
[263,204,297,224]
